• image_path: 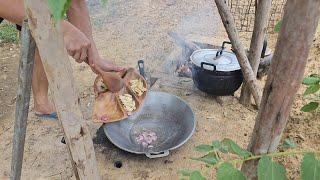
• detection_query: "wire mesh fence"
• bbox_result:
[227,0,286,33]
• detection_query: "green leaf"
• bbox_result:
[257,156,286,180]
[301,102,319,112]
[101,0,108,6]
[274,21,282,33]
[195,145,214,153]
[219,145,229,154]
[303,77,320,85]
[212,140,221,149]
[47,0,71,21]
[189,171,206,180]
[217,162,246,180]
[179,169,194,176]
[283,139,296,149]
[304,84,320,96]
[221,139,251,158]
[191,153,219,165]
[301,153,320,180]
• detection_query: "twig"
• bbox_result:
[45,171,64,178]
[211,150,320,169]
[31,152,41,167]
[214,0,262,107]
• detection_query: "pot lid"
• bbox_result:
[190,49,241,72]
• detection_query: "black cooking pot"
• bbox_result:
[191,41,243,96]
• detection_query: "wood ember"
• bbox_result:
[176,64,192,78]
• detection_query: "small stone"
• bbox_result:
[296,134,305,140]
[166,0,176,6]
[114,161,123,168]
[185,92,192,96]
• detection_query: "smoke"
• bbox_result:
[175,6,222,38]
[163,5,223,75]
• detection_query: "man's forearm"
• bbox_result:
[67,0,94,42]
[0,0,26,25]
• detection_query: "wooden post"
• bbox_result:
[24,0,100,179]
[239,0,272,106]
[241,0,320,179]
[10,20,35,180]
[214,0,262,107]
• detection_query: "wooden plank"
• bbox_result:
[241,0,320,179]
[240,0,272,106]
[214,0,262,107]
[10,19,35,180]
[24,1,100,179]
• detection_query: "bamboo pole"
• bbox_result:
[11,19,35,180]
[24,0,100,179]
[241,0,320,179]
[214,0,262,107]
[239,0,272,106]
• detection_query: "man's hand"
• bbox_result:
[62,21,91,63]
[66,0,124,74]
[87,44,125,74]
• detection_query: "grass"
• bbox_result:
[0,21,19,44]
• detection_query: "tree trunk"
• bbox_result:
[239,0,272,106]
[214,0,262,107]
[24,1,100,179]
[241,0,320,179]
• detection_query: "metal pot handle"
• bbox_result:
[216,41,232,57]
[261,39,268,58]
[138,60,145,78]
[201,62,216,71]
[146,150,170,158]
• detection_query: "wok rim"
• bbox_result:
[103,91,196,155]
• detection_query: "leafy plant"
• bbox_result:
[180,139,320,180]
[282,138,296,149]
[301,153,320,180]
[257,156,286,180]
[274,20,282,33]
[0,21,19,43]
[47,0,72,21]
[301,74,320,112]
[217,162,246,180]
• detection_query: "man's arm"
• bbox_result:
[0,0,91,63]
[67,0,94,41]
[67,0,123,72]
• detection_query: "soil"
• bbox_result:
[0,0,319,180]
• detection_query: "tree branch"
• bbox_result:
[214,0,262,107]
[240,0,272,106]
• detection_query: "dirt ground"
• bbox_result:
[0,0,319,179]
